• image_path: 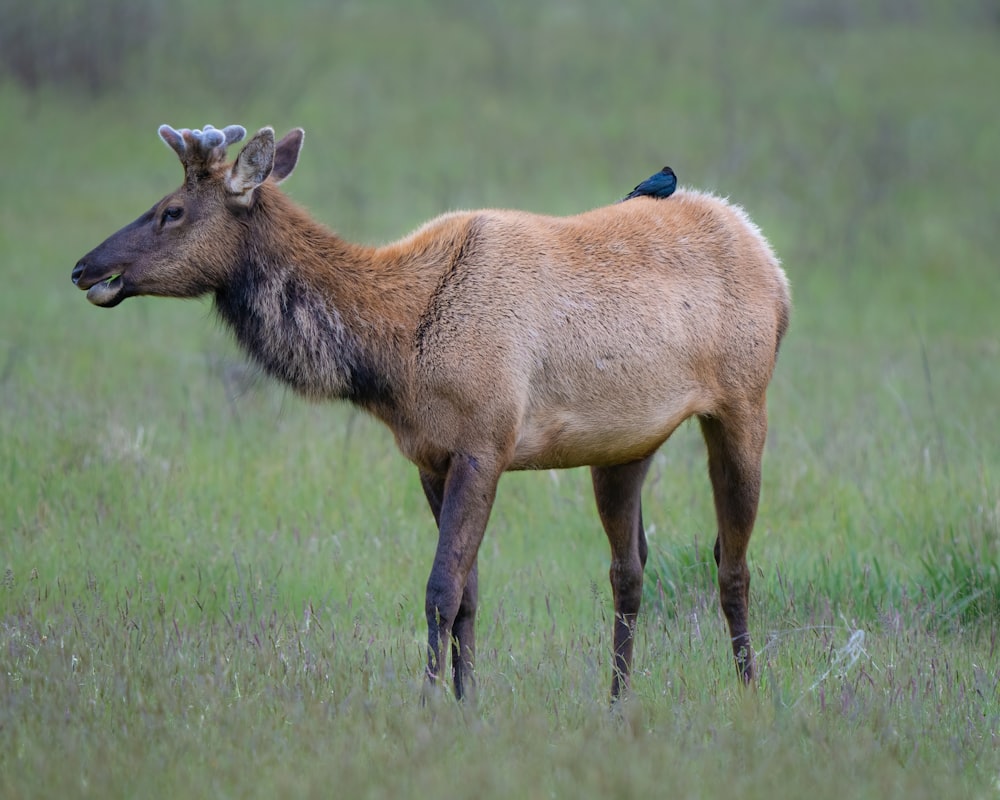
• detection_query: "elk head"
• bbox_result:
[72,123,304,307]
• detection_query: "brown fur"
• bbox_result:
[73,126,790,700]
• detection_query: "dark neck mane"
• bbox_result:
[213,187,406,410]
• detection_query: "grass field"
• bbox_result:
[2,1,999,797]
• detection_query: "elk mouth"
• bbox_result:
[85,273,126,307]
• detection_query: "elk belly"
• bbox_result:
[511,405,693,470]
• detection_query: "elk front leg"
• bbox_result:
[419,469,481,700]
[422,455,497,700]
[450,559,478,699]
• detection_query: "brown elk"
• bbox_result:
[72,124,790,701]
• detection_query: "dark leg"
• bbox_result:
[591,455,653,701]
[698,404,768,684]
[421,457,497,700]
[451,559,478,700]
[419,470,445,525]
[420,469,479,699]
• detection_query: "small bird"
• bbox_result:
[621,166,677,201]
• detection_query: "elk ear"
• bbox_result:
[271,129,304,184]
[227,127,275,205]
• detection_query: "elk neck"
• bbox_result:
[213,185,434,413]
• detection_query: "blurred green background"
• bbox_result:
[1,1,999,796]
[4,0,996,589]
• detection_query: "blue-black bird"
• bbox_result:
[621,166,677,201]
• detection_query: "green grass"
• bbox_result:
[2,1,1000,797]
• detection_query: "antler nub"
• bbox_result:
[157,123,248,172]
[221,125,246,146]
[195,125,226,149]
[158,124,187,157]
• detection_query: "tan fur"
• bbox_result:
[392,194,788,473]
[73,127,790,700]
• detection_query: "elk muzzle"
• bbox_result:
[72,258,128,307]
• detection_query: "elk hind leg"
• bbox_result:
[591,455,653,701]
[699,404,768,683]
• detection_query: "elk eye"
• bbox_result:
[162,206,184,223]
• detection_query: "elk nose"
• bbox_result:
[71,261,85,285]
